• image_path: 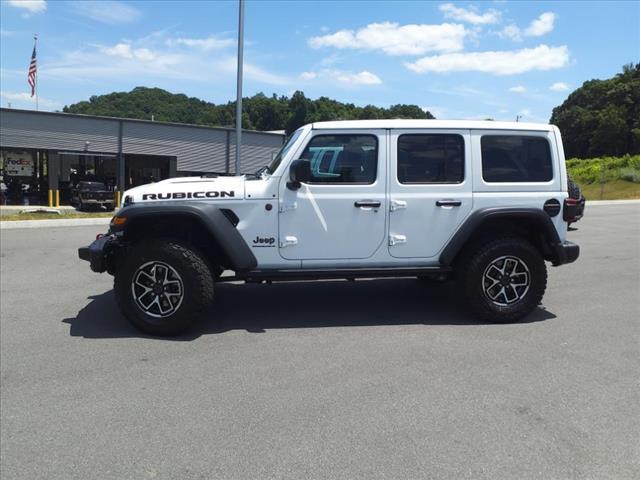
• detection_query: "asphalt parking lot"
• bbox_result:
[1,203,639,480]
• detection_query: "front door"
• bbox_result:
[278,130,387,260]
[388,129,473,259]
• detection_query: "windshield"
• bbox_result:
[266,128,304,174]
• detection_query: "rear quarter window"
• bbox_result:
[481,135,553,183]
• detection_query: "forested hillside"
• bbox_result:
[63,88,434,134]
[550,63,640,158]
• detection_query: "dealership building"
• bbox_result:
[0,108,284,206]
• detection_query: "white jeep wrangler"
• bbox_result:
[79,120,580,335]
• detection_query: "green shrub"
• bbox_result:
[619,167,640,183]
[566,155,640,184]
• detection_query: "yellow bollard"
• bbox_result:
[48,189,53,207]
[115,190,121,208]
[55,190,60,207]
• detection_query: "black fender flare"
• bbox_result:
[112,202,257,271]
[439,207,562,266]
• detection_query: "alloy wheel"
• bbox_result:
[131,261,184,318]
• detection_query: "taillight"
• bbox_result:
[563,198,578,222]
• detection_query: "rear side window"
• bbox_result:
[300,134,378,184]
[398,134,464,184]
[481,135,553,182]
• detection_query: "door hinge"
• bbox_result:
[279,202,297,213]
[279,236,298,248]
[390,199,407,212]
[389,234,407,246]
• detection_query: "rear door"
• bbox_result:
[278,130,387,260]
[388,129,473,259]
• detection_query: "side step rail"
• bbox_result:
[217,266,451,283]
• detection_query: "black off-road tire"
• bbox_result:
[567,175,581,199]
[114,239,215,336]
[459,237,547,323]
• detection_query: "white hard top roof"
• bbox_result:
[311,119,554,132]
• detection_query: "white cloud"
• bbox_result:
[7,0,46,14]
[215,57,291,86]
[497,12,556,41]
[37,30,289,89]
[1,91,61,109]
[524,12,556,37]
[42,48,188,82]
[509,85,527,93]
[308,22,467,55]
[297,69,382,86]
[550,81,569,91]
[498,24,522,41]
[167,36,235,51]
[71,1,141,25]
[519,108,532,117]
[320,54,341,66]
[99,43,156,61]
[333,70,382,85]
[406,44,570,75]
[439,3,501,25]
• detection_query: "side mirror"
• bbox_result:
[287,159,311,190]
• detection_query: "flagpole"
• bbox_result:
[34,34,38,112]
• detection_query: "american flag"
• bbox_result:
[27,43,37,97]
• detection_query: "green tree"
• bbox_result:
[63,87,436,133]
[550,63,640,158]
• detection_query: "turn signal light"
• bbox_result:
[111,216,127,226]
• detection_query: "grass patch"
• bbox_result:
[1,212,113,221]
[577,179,640,200]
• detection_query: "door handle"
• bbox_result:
[436,199,462,207]
[354,200,381,208]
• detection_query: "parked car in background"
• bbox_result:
[71,181,115,211]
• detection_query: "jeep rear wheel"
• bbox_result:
[460,237,547,323]
[114,240,214,336]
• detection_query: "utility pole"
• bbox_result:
[235,0,244,175]
[234,0,245,175]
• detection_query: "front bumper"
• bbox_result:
[552,240,580,266]
[78,235,117,273]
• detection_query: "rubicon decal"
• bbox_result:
[142,191,235,200]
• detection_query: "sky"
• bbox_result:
[0,0,639,123]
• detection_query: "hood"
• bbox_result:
[124,176,245,204]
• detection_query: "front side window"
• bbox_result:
[481,135,553,182]
[397,134,464,184]
[300,134,378,184]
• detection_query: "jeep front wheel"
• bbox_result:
[461,237,547,323]
[114,240,214,336]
